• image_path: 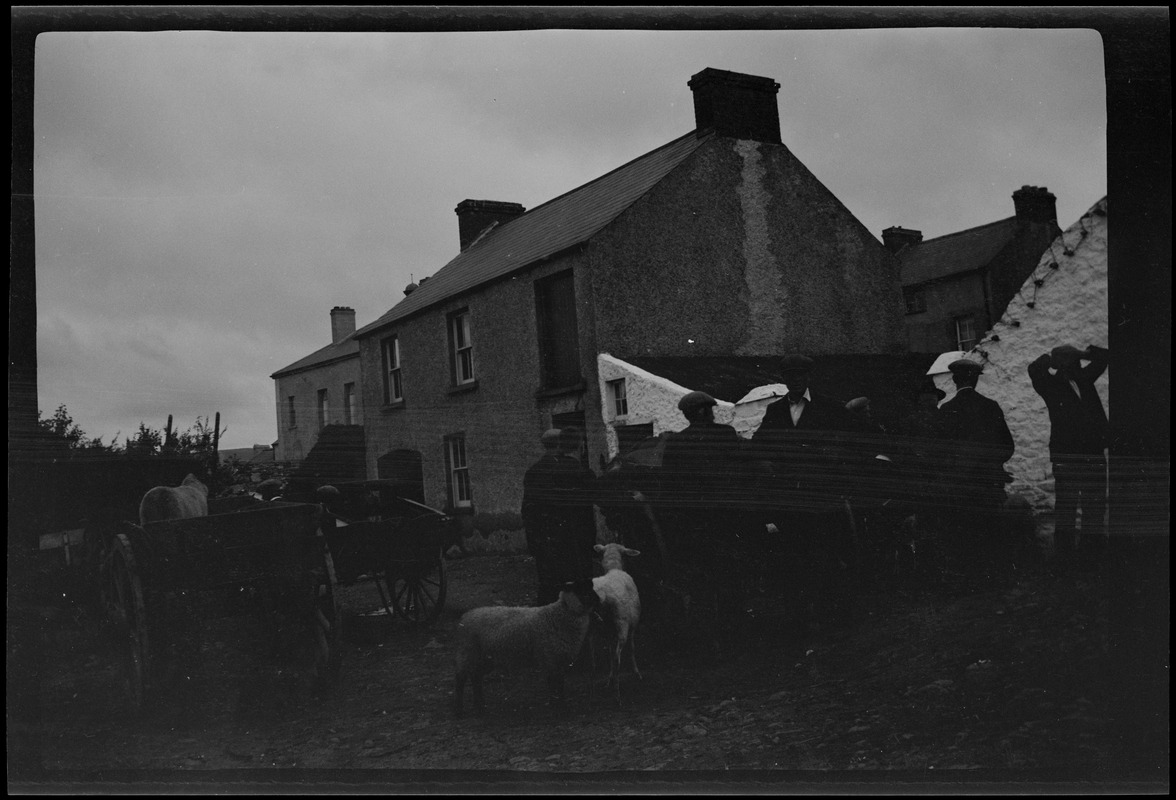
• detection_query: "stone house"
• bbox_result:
[271,306,362,463]
[350,68,906,528]
[890,186,1061,353]
[956,196,1109,538]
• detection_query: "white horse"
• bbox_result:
[139,473,209,526]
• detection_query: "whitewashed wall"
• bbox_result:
[968,197,1109,536]
[596,353,736,459]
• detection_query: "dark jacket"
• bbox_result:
[659,420,743,509]
[1028,347,1109,460]
[936,386,1015,495]
[751,393,858,510]
[521,453,597,558]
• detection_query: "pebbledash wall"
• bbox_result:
[597,353,738,457]
[966,197,1109,539]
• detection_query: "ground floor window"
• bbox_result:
[445,434,472,509]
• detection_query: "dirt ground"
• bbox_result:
[16,545,1170,792]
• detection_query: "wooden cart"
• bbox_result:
[94,499,338,710]
[285,479,455,625]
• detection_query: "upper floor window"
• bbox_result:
[287,396,297,429]
[608,378,628,417]
[449,309,475,385]
[343,382,357,425]
[535,270,581,389]
[903,287,927,315]
[445,434,472,509]
[317,389,329,429]
[955,315,978,351]
[382,336,403,404]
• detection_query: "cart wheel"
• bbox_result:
[391,548,447,624]
[106,532,149,711]
[308,545,340,693]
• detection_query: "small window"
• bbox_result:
[903,287,927,315]
[343,383,357,425]
[608,379,628,417]
[445,434,472,508]
[317,389,328,429]
[955,315,978,351]
[287,396,297,429]
[382,336,403,404]
[449,310,475,385]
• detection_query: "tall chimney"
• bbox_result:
[330,306,356,344]
[882,226,923,253]
[688,68,782,144]
[455,199,526,251]
[1012,185,1057,225]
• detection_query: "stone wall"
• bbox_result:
[967,197,1109,538]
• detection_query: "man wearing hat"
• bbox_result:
[751,354,859,631]
[1028,344,1110,568]
[521,427,599,605]
[936,358,1016,570]
[659,390,745,615]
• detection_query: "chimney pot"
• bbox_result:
[1012,185,1057,225]
[330,306,356,344]
[882,226,923,253]
[688,68,782,144]
[455,199,526,251]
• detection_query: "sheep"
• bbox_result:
[591,543,643,703]
[453,578,600,716]
[139,473,209,526]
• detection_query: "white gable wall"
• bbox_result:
[967,198,1109,537]
[596,353,736,459]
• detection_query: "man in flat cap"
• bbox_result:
[1028,344,1110,569]
[522,427,599,604]
[936,358,1016,573]
[658,390,746,616]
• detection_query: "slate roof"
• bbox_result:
[899,217,1020,286]
[271,334,359,379]
[354,130,712,338]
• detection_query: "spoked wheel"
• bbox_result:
[105,532,149,711]
[391,548,447,624]
[307,544,340,694]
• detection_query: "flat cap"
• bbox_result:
[678,390,717,411]
[541,428,563,445]
[779,354,814,372]
[948,358,984,375]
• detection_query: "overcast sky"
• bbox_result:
[33,25,1107,450]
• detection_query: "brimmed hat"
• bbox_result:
[1050,344,1085,364]
[678,390,717,411]
[948,359,984,375]
[779,354,814,373]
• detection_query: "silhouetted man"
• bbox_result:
[1029,344,1109,569]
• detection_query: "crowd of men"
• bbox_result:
[520,346,1110,617]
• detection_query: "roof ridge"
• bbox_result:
[911,215,1017,246]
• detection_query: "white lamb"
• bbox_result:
[453,578,601,715]
[591,542,643,704]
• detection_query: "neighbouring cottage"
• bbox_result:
[891,186,1061,353]
[271,306,362,463]
[350,68,907,538]
[948,197,1109,540]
